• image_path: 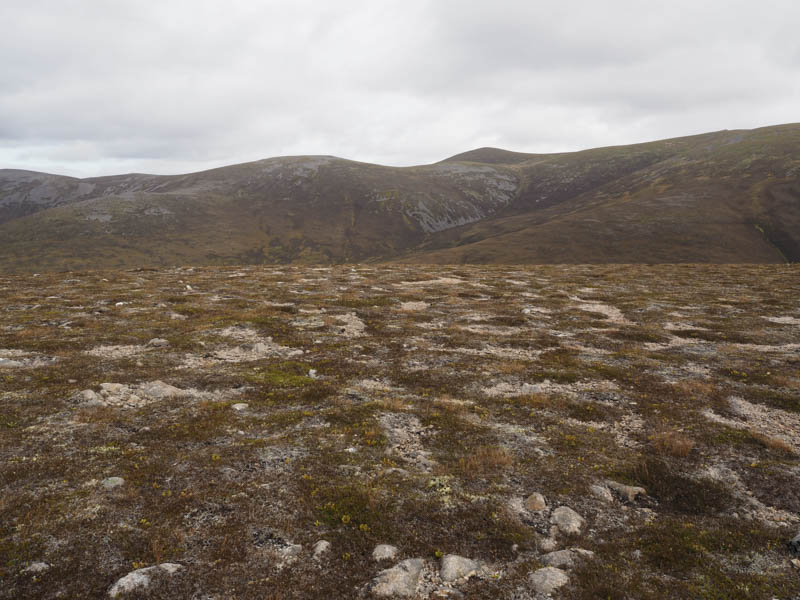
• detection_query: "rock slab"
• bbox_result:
[440,554,479,582]
[529,567,569,595]
[551,506,585,536]
[108,563,183,598]
[372,558,424,597]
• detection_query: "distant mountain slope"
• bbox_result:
[1,123,798,272]
[397,124,800,264]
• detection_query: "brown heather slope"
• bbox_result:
[1,124,799,272]
[399,124,800,264]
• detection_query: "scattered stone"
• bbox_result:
[138,380,185,400]
[335,312,367,337]
[551,506,585,536]
[371,558,424,597]
[432,588,464,599]
[108,563,183,598]
[539,537,558,553]
[101,477,125,490]
[541,548,595,569]
[529,566,569,595]
[440,554,479,582]
[232,403,249,411]
[23,562,51,574]
[74,389,103,405]
[607,480,646,503]
[590,484,614,503]
[372,544,399,561]
[308,368,319,379]
[281,544,303,558]
[524,492,548,512]
[0,358,23,368]
[312,540,331,560]
[791,558,800,570]
[147,338,169,348]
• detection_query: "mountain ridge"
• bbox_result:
[1,123,798,272]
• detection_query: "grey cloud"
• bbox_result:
[1,0,798,177]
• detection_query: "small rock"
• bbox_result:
[75,389,103,405]
[372,544,399,561]
[281,544,302,558]
[541,550,576,569]
[232,403,249,411]
[539,537,558,552]
[312,540,331,560]
[108,563,183,598]
[169,312,187,320]
[139,381,184,400]
[0,358,23,368]
[23,562,51,574]
[541,548,595,569]
[308,369,319,379]
[791,558,800,569]
[589,484,614,503]
[101,477,125,490]
[100,382,127,396]
[551,506,585,536]
[529,567,569,595]
[147,338,170,348]
[524,492,547,512]
[440,554,479,582]
[432,588,464,599]
[371,558,424,598]
[607,480,646,503]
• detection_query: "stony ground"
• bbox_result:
[1,264,799,599]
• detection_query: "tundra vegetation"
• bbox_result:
[1,263,798,599]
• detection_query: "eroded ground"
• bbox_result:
[1,264,799,599]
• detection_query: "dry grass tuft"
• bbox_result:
[459,445,514,475]
[651,430,695,458]
[754,433,794,454]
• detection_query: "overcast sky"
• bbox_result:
[1,1,799,177]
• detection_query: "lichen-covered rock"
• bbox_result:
[607,480,646,503]
[108,563,183,598]
[542,548,595,569]
[371,558,424,597]
[312,540,331,560]
[138,380,184,400]
[23,562,51,574]
[101,477,125,490]
[524,492,547,512]
[440,554,479,582]
[590,484,614,503]
[372,544,399,561]
[529,566,569,595]
[551,506,585,536]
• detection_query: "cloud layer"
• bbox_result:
[2,0,799,176]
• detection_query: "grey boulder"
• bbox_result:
[108,563,183,598]
[371,558,424,597]
[529,567,569,595]
[440,554,479,582]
